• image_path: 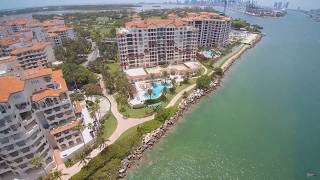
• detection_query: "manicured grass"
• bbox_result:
[101,113,118,139]
[65,113,116,167]
[71,120,162,180]
[106,63,120,74]
[118,103,151,118]
[214,44,245,68]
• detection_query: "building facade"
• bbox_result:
[117,19,198,69]
[10,42,56,70]
[182,12,232,47]
[0,68,83,178]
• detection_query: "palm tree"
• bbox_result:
[147,88,153,100]
[150,73,155,83]
[162,71,169,83]
[94,98,101,120]
[171,78,176,88]
[182,91,188,99]
[87,122,93,130]
[43,169,68,180]
[162,86,168,96]
[95,136,109,150]
[74,124,86,146]
[77,150,91,166]
[31,156,47,176]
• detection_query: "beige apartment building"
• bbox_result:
[10,42,56,70]
[116,19,198,70]
[182,12,232,47]
[0,68,83,178]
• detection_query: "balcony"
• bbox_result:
[20,111,33,121]
[15,103,29,111]
[44,109,53,115]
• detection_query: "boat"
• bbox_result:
[307,172,317,177]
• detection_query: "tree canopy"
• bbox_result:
[196,75,211,89]
[56,63,97,89]
[54,37,92,64]
[232,18,249,29]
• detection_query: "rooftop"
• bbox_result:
[50,120,80,135]
[0,67,67,102]
[11,42,50,55]
[124,68,147,77]
[126,19,187,28]
[22,67,52,79]
[182,12,231,22]
[0,56,16,65]
[47,26,71,33]
[0,76,25,102]
[31,69,68,101]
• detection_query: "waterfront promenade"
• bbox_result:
[57,34,261,179]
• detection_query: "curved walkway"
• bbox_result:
[59,73,200,179]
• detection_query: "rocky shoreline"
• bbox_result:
[117,34,263,179]
[118,79,221,179]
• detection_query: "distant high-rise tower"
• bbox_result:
[223,0,227,14]
[284,2,289,9]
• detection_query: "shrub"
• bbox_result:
[169,87,176,94]
[196,75,211,89]
[154,107,178,123]
[132,103,145,109]
[70,92,85,102]
[71,120,161,180]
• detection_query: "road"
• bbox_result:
[82,41,100,67]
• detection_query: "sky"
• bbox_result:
[0,0,319,11]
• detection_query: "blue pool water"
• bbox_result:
[144,83,170,100]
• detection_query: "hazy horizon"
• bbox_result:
[1,0,319,11]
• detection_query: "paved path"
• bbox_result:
[59,76,154,179]
[166,84,196,108]
[59,74,199,179]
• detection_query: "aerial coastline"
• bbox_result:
[118,32,263,178]
[0,3,265,180]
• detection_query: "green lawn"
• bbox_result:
[106,63,120,73]
[214,44,245,68]
[101,113,118,139]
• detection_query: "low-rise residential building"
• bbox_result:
[182,12,232,47]
[1,16,75,47]
[47,26,75,47]
[117,19,198,70]
[10,42,56,70]
[0,34,33,57]
[0,67,83,178]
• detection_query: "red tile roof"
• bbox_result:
[182,12,231,22]
[0,76,25,102]
[0,56,16,65]
[73,101,82,114]
[50,120,81,135]
[31,69,68,102]
[126,19,187,28]
[10,42,50,55]
[22,67,53,80]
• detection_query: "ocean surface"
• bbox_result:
[127,11,320,180]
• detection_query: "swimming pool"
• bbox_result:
[144,82,171,100]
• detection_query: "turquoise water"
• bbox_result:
[144,83,170,100]
[128,11,320,180]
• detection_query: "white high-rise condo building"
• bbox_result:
[0,68,83,178]
[182,12,232,47]
[117,19,198,69]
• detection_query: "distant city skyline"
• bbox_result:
[1,0,319,10]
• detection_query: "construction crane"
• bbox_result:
[223,0,228,14]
